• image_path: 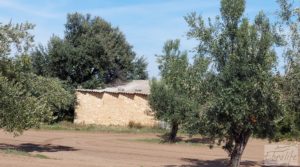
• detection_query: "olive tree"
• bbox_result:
[0,22,74,133]
[0,74,51,134]
[276,0,300,138]
[149,39,209,142]
[0,22,51,134]
[149,40,190,142]
[185,0,283,166]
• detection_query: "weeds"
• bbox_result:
[1,148,50,159]
[38,121,167,134]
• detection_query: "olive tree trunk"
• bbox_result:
[168,121,179,142]
[229,132,251,167]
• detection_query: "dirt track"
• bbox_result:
[0,130,298,167]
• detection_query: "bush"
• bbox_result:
[0,74,52,134]
[128,121,143,129]
[19,73,75,123]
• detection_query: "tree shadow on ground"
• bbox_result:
[165,158,259,167]
[0,143,78,153]
[157,134,211,144]
[157,133,184,143]
[184,138,211,144]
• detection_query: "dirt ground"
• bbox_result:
[0,130,298,167]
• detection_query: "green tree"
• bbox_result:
[0,22,74,133]
[31,44,50,76]
[0,22,34,78]
[149,40,189,142]
[276,0,300,138]
[0,74,51,134]
[149,39,209,142]
[0,22,34,57]
[32,13,148,89]
[130,56,148,80]
[19,73,75,122]
[149,80,190,142]
[0,22,51,134]
[12,52,75,122]
[186,0,283,166]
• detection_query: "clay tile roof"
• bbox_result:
[76,80,150,95]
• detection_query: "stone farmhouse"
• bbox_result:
[74,80,157,126]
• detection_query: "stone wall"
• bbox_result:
[74,91,157,126]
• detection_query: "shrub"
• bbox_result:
[128,121,143,129]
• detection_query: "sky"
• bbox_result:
[0,0,283,77]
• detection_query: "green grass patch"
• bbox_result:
[38,121,167,134]
[1,148,50,159]
[34,154,49,159]
[2,148,29,156]
[133,138,162,143]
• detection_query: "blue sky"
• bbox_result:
[0,0,282,77]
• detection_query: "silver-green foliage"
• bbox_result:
[0,22,34,57]
[19,73,75,121]
[186,0,283,166]
[276,0,300,138]
[0,22,74,134]
[149,39,209,141]
[0,74,51,134]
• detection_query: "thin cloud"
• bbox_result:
[83,0,219,18]
[0,0,62,19]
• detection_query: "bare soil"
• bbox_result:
[0,130,298,167]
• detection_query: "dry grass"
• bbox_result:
[38,121,167,134]
[1,148,49,159]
